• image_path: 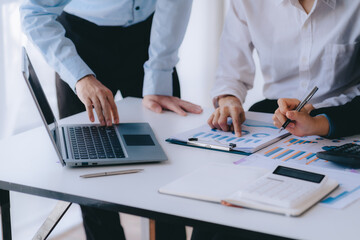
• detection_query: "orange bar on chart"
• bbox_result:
[306,157,319,165]
[264,147,279,155]
[272,149,290,159]
[299,152,313,160]
[283,151,301,161]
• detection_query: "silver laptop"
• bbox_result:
[22,48,167,167]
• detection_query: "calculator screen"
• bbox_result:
[273,166,325,183]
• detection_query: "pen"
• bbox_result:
[279,86,318,133]
[187,138,236,151]
[80,169,143,178]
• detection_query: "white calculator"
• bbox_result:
[239,166,328,208]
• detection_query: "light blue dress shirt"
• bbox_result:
[20,0,193,96]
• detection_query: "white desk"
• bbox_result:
[0,97,359,240]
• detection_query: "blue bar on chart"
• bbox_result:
[236,138,245,142]
[306,153,316,159]
[226,137,236,142]
[290,151,305,159]
[218,136,228,140]
[193,132,205,138]
[212,134,221,139]
[273,149,294,159]
[204,133,213,138]
[264,147,284,157]
[244,139,252,143]
[322,185,360,204]
[254,140,261,143]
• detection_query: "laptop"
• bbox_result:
[21,48,167,167]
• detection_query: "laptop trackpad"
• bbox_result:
[123,134,155,146]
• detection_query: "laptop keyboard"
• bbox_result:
[69,126,125,160]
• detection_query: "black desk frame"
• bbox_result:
[0,181,290,240]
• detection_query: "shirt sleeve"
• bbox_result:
[310,96,360,138]
[20,0,95,92]
[211,0,256,107]
[142,0,193,97]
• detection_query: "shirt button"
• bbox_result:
[135,6,140,10]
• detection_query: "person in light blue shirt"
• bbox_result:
[20,0,202,126]
[20,1,200,239]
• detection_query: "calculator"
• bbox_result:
[239,166,327,208]
[316,143,360,168]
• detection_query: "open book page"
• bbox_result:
[159,163,269,203]
[167,119,289,153]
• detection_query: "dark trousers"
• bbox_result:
[56,12,180,119]
[56,12,184,240]
[191,99,278,240]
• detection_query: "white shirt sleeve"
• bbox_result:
[211,1,256,107]
[20,0,95,92]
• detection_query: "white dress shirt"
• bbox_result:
[20,0,192,96]
[212,0,360,108]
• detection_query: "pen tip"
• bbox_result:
[278,128,283,133]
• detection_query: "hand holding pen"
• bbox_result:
[274,86,319,134]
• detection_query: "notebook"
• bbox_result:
[159,163,338,216]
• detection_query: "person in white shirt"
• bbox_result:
[207,0,360,139]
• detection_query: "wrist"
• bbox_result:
[218,95,241,107]
[313,115,330,136]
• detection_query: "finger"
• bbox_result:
[142,98,163,113]
[277,98,299,114]
[274,108,288,125]
[179,100,203,114]
[230,110,242,137]
[92,98,105,126]
[108,96,119,124]
[303,103,314,113]
[162,99,187,116]
[98,95,112,126]
[207,114,215,129]
[212,110,222,130]
[84,98,95,123]
[218,109,230,132]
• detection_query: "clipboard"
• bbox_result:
[165,137,252,156]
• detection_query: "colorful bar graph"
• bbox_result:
[322,185,360,204]
[264,147,283,157]
[283,151,301,161]
[285,138,317,146]
[272,149,294,159]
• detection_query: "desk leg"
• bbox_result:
[32,201,72,240]
[0,190,11,240]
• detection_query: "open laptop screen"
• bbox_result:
[22,48,64,165]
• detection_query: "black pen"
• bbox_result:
[279,86,319,133]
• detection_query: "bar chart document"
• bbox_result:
[167,119,289,153]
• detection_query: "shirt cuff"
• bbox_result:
[317,114,335,138]
[142,68,173,96]
[58,56,95,93]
